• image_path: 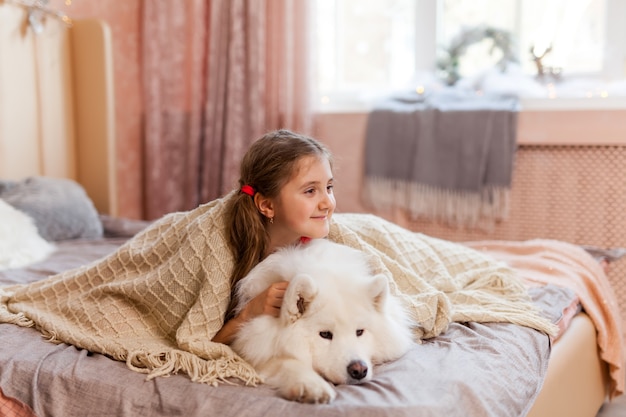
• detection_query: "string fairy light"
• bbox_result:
[9,0,73,34]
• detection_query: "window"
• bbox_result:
[312,0,626,111]
[314,0,417,105]
[440,0,605,76]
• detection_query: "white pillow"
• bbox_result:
[0,199,55,270]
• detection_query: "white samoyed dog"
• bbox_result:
[231,239,414,404]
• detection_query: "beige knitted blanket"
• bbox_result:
[0,193,556,386]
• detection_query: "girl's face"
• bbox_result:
[267,156,335,250]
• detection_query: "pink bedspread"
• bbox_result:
[466,238,625,398]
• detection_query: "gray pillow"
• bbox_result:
[0,177,103,241]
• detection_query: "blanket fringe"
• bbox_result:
[40,328,64,344]
[452,297,559,337]
[363,176,510,229]
[0,289,34,327]
[126,349,262,387]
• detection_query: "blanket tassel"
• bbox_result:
[0,289,34,327]
[126,349,262,387]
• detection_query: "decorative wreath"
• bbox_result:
[436,25,517,86]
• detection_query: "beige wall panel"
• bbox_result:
[0,4,41,178]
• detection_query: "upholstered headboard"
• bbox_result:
[0,1,116,215]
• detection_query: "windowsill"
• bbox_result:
[520,97,626,111]
[316,98,626,147]
[316,96,626,114]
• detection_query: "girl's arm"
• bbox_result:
[211,313,246,345]
[211,281,289,345]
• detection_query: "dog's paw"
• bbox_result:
[277,373,336,404]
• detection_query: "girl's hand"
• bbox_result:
[211,281,290,345]
[240,281,289,321]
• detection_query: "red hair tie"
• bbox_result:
[241,184,255,196]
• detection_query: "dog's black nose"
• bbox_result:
[347,360,368,380]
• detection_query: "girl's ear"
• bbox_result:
[254,193,275,220]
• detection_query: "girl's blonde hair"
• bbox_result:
[224,129,333,313]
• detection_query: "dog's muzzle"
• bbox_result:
[347,360,368,381]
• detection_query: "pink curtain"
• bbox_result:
[142,0,312,220]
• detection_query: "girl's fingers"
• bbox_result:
[266,281,289,314]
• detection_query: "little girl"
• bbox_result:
[213,129,336,344]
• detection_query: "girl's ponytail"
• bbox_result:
[224,188,269,316]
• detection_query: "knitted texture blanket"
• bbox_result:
[0,193,556,386]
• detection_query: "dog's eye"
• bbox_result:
[319,331,333,340]
[356,329,364,337]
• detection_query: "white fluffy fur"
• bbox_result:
[0,200,55,270]
[231,239,414,404]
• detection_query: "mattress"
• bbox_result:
[528,313,608,417]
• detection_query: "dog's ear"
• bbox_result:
[369,274,390,312]
[282,273,317,323]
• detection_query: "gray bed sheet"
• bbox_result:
[0,225,574,417]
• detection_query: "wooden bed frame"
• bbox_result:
[0,2,614,416]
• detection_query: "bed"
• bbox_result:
[0,3,624,417]
[0,187,621,417]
